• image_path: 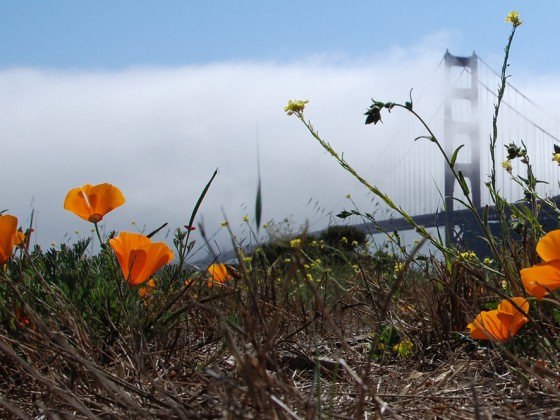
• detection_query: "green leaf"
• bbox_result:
[255,179,262,234]
[337,210,360,219]
[147,222,168,239]
[186,169,218,232]
[364,105,382,125]
[414,135,436,143]
[457,170,470,196]
[450,145,465,169]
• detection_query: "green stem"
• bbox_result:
[395,104,504,266]
[491,25,517,191]
[93,222,104,248]
[297,114,446,254]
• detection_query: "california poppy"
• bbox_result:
[138,278,157,299]
[109,232,173,286]
[0,215,19,265]
[64,183,125,223]
[15,308,30,328]
[521,230,560,299]
[467,297,529,342]
[14,230,25,247]
[207,263,234,287]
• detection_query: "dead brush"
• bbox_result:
[3,213,560,418]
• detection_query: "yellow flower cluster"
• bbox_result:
[309,239,326,249]
[290,238,302,248]
[459,250,477,261]
[505,11,522,27]
[284,99,309,116]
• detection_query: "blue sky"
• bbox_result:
[0,2,549,71]
[1,2,558,258]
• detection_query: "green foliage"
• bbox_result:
[319,225,366,252]
[368,323,399,360]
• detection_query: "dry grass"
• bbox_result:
[1,243,560,419]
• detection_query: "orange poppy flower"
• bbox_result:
[207,263,234,288]
[64,183,125,223]
[467,297,529,342]
[521,230,560,299]
[14,230,25,247]
[138,278,157,299]
[109,232,173,286]
[15,308,30,327]
[0,215,19,265]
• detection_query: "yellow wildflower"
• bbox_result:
[284,99,309,116]
[394,340,414,357]
[290,238,302,248]
[459,251,477,261]
[505,11,522,27]
[501,160,513,173]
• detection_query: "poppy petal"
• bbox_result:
[0,215,18,264]
[130,243,173,286]
[536,230,560,262]
[88,184,125,220]
[521,260,560,300]
[497,297,529,337]
[127,249,149,285]
[497,297,529,317]
[468,310,508,341]
[207,263,234,287]
[63,186,95,222]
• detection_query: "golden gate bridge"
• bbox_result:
[208,51,560,263]
[347,50,560,255]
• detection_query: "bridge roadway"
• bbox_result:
[350,195,560,254]
[202,196,560,265]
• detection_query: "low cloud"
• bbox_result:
[1,39,558,260]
